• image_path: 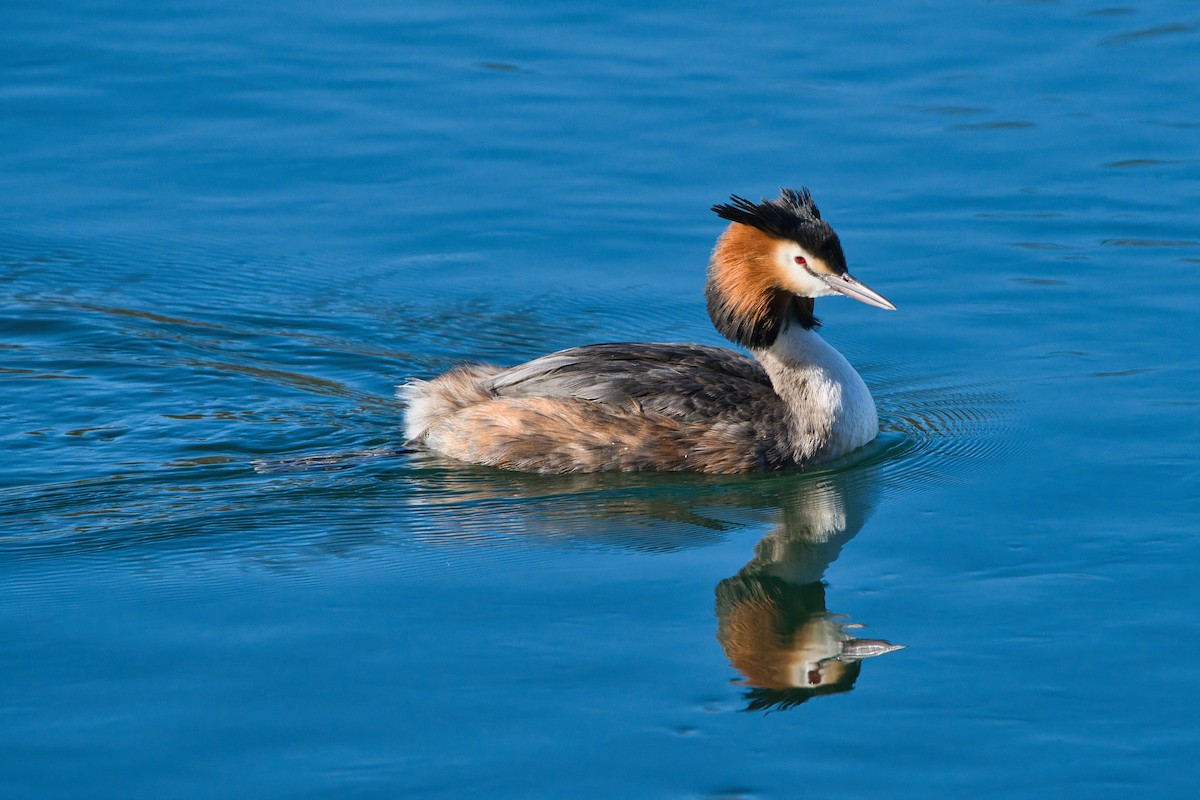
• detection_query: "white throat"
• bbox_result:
[753,324,879,464]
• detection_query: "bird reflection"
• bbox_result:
[402,453,905,709]
[714,467,904,711]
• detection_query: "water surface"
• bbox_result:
[3,1,1200,797]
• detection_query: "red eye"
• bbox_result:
[794,256,808,266]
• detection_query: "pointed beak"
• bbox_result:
[840,638,907,661]
[821,273,897,311]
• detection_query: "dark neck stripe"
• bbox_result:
[705,284,820,350]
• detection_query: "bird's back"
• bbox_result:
[402,342,798,473]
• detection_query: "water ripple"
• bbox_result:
[866,363,1016,495]
[1100,23,1198,47]
[1,262,1011,564]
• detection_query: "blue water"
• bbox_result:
[3,0,1199,797]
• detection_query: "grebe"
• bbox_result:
[401,188,895,474]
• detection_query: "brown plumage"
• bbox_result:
[706,222,821,349]
[403,345,796,473]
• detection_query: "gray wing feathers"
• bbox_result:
[484,342,778,421]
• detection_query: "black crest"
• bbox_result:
[711,187,848,274]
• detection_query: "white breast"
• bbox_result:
[754,325,879,462]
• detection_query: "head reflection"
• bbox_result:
[714,469,904,712]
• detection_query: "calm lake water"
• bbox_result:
[3,0,1199,797]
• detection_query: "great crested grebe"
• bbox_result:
[401,188,895,474]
